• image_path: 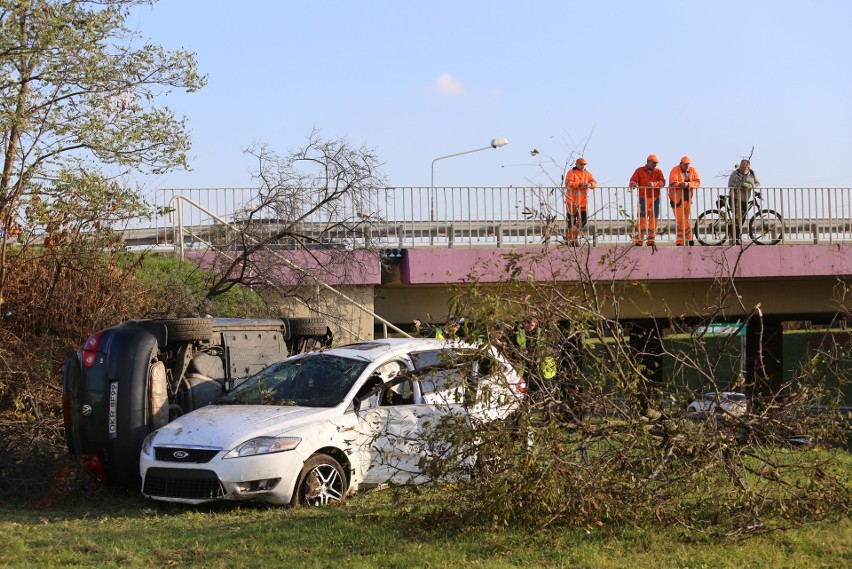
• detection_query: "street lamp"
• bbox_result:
[430,138,508,228]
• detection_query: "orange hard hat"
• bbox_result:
[576,157,587,165]
[647,154,659,163]
[680,156,691,164]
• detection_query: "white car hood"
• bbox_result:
[152,404,339,449]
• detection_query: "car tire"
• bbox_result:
[159,318,213,343]
[291,454,347,507]
[289,317,328,338]
[108,342,160,486]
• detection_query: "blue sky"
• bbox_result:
[131,0,852,194]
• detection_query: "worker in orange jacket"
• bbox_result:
[629,154,666,246]
[564,157,597,246]
[668,156,701,246]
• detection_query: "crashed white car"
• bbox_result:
[687,391,747,416]
[140,338,524,506]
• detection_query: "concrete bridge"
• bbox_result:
[166,186,850,393]
[380,244,849,393]
[378,244,849,322]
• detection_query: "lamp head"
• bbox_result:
[490,138,509,148]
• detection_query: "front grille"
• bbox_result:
[143,467,224,500]
[155,447,220,463]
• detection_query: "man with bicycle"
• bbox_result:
[668,156,701,246]
[728,159,761,244]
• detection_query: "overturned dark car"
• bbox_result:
[63,317,331,484]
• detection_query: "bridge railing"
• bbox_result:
[155,186,852,249]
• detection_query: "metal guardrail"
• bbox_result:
[155,186,852,249]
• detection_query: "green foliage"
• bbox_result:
[0,0,206,305]
[134,252,269,318]
[20,165,161,248]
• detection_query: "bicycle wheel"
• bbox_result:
[749,209,783,245]
[694,209,727,246]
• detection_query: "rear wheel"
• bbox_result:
[159,318,212,343]
[694,209,727,246]
[109,341,160,486]
[749,209,783,245]
[291,454,346,507]
[289,317,328,337]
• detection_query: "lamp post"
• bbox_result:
[430,138,508,231]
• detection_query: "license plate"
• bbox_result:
[108,381,118,439]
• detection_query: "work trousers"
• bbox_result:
[672,197,693,245]
[565,206,587,244]
[636,197,660,244]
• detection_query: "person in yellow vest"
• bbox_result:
[412,315,463,339]
[514,318,557,393]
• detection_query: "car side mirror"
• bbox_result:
[352,396,361,413]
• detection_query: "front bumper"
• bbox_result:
[140,447,306,505]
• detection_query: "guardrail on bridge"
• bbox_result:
[154,186,852,250]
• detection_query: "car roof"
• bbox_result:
[318,337,475,362]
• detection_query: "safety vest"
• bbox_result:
[515,327,557,380]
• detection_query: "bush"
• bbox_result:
[397,250,851,538]
[133,252,269,318]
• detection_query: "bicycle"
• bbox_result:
[694,191,783,245]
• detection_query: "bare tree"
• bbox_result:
[198,130,387,329]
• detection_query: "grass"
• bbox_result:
[1,485,849,568]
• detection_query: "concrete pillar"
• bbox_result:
[629,321,664,385]
[554,326,585,413]
[745,318,784,398]
[628,320,664,415]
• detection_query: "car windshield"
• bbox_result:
[219,354,369,407]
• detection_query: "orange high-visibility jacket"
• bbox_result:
[668,165,701,202]
[565,168,597,207]
[629,167,666,199]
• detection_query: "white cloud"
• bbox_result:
[433,72,467,96]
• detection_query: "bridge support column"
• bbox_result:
[628,321,664,415]
[556,326,585,409]
[746,318,784,398]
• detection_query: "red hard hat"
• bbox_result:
[647,154,659,163]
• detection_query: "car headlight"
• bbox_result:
[224,436,301,458]
[141,430,158,456]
